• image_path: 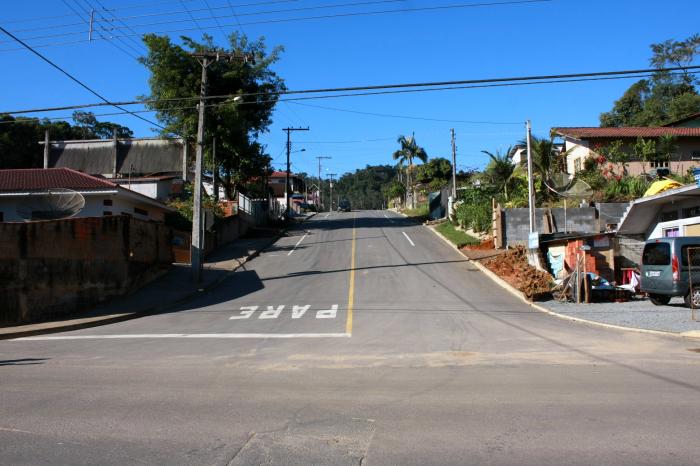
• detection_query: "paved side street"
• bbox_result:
[3,211,700,465]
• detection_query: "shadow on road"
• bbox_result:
[0,358,50,366]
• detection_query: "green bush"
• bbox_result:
[455,201,491,233]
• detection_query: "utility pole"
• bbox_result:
[212,136,218,202]
[450,128,457,199]
[316,155,331,210]
[328,173,337,212]
[190,50,251,282]
[526,120,535,234]
[283,127,309,220]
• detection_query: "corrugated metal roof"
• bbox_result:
[552,127,700,139]
[0,168,116,192]
[48,138,186,175]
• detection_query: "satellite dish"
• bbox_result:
[16,188,86,221]
[543,172,594,199]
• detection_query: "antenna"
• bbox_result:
[16,188,85,221]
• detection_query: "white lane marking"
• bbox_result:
[287,233,308,256]
[402,231,416,247]
[12,333,351,341]
[383,213,394,223]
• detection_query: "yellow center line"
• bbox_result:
[345,213,357,335]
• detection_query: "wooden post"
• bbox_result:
[182,140,189,181]
[43,129,49,168]
[111,128,118,178]
[583,249,590,303]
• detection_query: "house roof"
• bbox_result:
[552,127,700,139]
[663,112,700,127]
[270,170,299,178]
[0,168,174,211]
[617,183,700,235]
[0,168,116,192]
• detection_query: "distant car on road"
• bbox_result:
[338,199,351,212]
[640,236,700,307]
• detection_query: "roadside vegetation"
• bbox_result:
[435,221,479,248]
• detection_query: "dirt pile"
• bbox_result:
[483,246,553,300]
[463,238,494,250]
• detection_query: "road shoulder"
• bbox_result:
[426,223,700,341]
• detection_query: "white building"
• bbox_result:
[0,168,174,223]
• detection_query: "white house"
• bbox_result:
[0,168,174,223]
[617,182,700,240]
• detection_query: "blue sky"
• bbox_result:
[1,0,699,178]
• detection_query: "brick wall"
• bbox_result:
[0,215,172,325]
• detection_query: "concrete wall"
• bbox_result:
[503,207,598,247]
[0,215,173,325]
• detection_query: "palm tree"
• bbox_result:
[392,133,428,209]
[482,147,516,200]
[520,136,573,199]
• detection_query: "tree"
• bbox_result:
[600,34,700,127]
[415,157,453,191]
[633,137,657,175]
[330,165,398,210]
[392,133,428,208]
[522,135,579,200]
[482,147,516,200]
[72,111,133,139]
[139,32,285,198]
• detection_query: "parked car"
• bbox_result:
[640,236,700,307]
[338,199,351,212]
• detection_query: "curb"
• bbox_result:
[0,234,282,341]
[425,224,700,341]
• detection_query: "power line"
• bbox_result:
[3,0,200,25]
[3,67,698,116]
[94,0,150,54]
[289,101,523,124]
[0,25,167,132]
[0,0,552,49]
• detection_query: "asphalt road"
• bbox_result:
[2,210,700,465]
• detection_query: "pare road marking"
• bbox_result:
[229,305,338,320]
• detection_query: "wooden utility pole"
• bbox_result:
[190,50,251,282]
[283,127,309,220]
[328,173,337,212]
[451,128,457,199]
[316,155,331,210]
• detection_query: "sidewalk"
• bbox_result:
[0,235,280,340]
[427,223,700,340]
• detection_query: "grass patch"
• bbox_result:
[435,221,479,248]
[401,204,429,222]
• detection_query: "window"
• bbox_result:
[660,210,679,222]
[574,158,582,173]
[134,207,148,216]
[680,245,700,266]
[663,227,680,237]
[103,199,113,206]
[0,212,3,222]
[692,151,700,161]
[650,160,669,168]
[682,206,700,219]
[103,211,112,216]
[642,242,671,265]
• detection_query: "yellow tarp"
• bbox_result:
[643,179,682,197]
